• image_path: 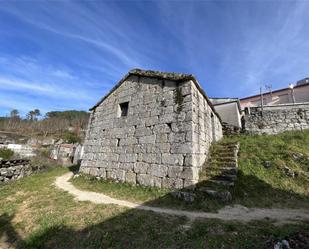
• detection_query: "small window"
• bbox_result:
[119,102,129,117]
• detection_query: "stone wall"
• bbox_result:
[80,74,222,189]
[0,159,32,183]
[244,103,309,135]
[0,144,36,157]
[191,82,223,181]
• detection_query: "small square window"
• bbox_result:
[119,102,129,117]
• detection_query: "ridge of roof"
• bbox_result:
[129,68,194,81]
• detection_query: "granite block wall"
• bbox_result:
[244,103,309,135]
[191,82,223,176]
[80,75,222,188]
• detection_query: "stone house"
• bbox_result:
[50,143,83,165]
[80,69,222,189]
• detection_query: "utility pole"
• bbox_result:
[260,86,264,113]
[265,84,272,102]
[289,84,295,104]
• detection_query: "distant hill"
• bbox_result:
[0,110,90,142]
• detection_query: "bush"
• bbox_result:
[0,148,14,160]
[30,155,60,171]
[63,131,81,144]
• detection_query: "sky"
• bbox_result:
[0,0,308,117]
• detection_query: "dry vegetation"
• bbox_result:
[0,110,89,140]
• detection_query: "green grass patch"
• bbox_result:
[0,167,308,248]
[0,148,14,159]
[223,129,309,209]
[71,174,223,212]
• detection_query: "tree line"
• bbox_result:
[0,109,90,139]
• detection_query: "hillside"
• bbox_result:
[0,110,89,143]
[224,129,309,208]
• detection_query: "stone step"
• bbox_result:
[209,157,237,163]
[205,167,238,175]
[213,147,238,152]
[213,174,237,181]
[210,161,237,168]
[216,142,238,146]
[197,187,232,202]
[208,179,235,187]
[211,150,236,156]
[212,146,236,150]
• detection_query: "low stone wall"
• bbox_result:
[0,159,32,183]
[0,144,36,157]
[244,103,309,135]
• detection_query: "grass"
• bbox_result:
[224,129,309,209]
[72,130,309,211]
[0,130,308,248]
[72,174,224,212]
[0,167,308,248]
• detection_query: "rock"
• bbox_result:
[292,152,303,160]
[281,240,290,248]
[217,190,232,202]
[199,187,217,197]
[274,242,282,249]
[171,191,196,203]
[198,187,232,202]
[284,166,295,178]
[73,174,80,179]
[263,161,271,168]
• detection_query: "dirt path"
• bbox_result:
[55,172,309,223]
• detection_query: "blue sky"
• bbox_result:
[0,0,308,117]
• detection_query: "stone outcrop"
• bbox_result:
[80,69,223,189]
[244,103,309,135]
[0,159,32,183]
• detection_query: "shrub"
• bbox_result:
[30,155,60,171]
[0,148,14,160]
[63,131,81,144]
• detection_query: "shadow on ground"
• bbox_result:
[1,166,308,249]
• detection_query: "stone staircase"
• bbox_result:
[197,142,240,202]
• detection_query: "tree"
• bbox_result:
[9,109,20,129]
[27,110,35,121]
[10,109,19,119]
[27,109,41,121]
[33,109,41,118]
